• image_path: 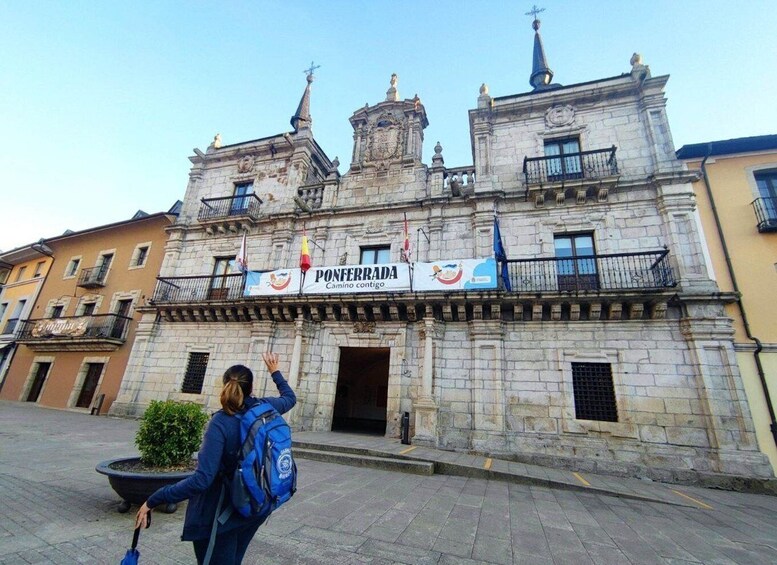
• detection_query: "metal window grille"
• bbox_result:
[571,362,618,422]
[181,352,209,394]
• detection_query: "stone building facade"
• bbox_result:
[111,23,773,482]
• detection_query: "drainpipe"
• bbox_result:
[700,145,777,448]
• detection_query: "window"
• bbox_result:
[51,305,64,319]
[0,303,7,322]
[15,266,27,282]
[182,352,210,394]
[110,299,133,339]
[754,170,777,227]
[554,234,598,291]
[209,257,237,300]
[98,253,114,276]
[571,362,618,422]
[231,182,253,215]
[360,246,391,265]
[65,258,81,278]
[34,261,45,278]
[135,246,149,267]
[544,138,582,180]
[4,299,26,334]
[81,303,97,316]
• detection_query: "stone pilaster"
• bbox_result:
[287,319,307,426]
[413,317,440,446]
[109,311,159,417]
[679,314,771,475]
[469,320,506,449]
[250,321,277,398]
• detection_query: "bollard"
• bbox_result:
[401,411,411,445]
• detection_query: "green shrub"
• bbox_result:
[135,400,208,468]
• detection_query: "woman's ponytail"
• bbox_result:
[221,379,244,415]
[220,364,254,415]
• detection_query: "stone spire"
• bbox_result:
[527,6,555,90]
[386,73,399,101]
[291,62,319,132]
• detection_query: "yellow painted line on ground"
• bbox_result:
[572,472,591,487]
[398,446,417,455]
[671,489,713,510]
[483,458,493,470]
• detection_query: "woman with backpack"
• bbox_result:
[134,352,296,565]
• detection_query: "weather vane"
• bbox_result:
[525,5,544,20]
[303,61,321,78]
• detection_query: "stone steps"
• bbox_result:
[293,447,435,476]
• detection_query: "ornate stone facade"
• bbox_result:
[112,61,773,483]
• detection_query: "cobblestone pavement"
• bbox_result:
[1,401,776,564]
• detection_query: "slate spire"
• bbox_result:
[291,62,319,132]
[527,7,555,90]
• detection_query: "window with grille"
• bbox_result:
[571,362,618,422]
[181,352,209,394]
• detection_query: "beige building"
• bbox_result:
[0,244,54,389]
[678,135,777,472]
[0,209,177,413]
[111,20,773,485]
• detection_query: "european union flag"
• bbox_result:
[493,216,512,291]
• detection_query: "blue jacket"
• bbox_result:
[147,370,296,541]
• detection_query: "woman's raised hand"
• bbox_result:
[262,352,280,374]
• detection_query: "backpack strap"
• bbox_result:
[202,482,226,565]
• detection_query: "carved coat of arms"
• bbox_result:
[366,114,404,169]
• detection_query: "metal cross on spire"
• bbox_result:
[525,4,545,20]
[303,61,321,78]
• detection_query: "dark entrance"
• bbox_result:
[332,347,389,434]
[26,362,51,402]
[76,363,104,408]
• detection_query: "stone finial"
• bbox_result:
[208,133,222,151]
[332,156,340,171]
[478,83,492,109]
[432,141,444,167]
[386,73,399,101]
[630,52,651,81]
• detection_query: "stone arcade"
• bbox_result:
[111,18,773,482]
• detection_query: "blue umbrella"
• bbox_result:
[121,513,150,564]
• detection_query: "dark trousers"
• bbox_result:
[192,520,263,565]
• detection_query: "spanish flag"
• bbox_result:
[401,213,411,262]
[300,230,311,273]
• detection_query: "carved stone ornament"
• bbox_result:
[365,113,405,169]
[545,105,575,128]
[353,321,376,334]
[237,155,255,173]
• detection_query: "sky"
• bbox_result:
[1,0,775,252]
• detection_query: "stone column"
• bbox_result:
[472,206,494,259]
[469,319,506,451]
[413,317,440,446]
[109,311,159,417]
[287,319,306,426]
[427,216,443,262]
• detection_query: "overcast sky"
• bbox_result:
[2,0,775,252]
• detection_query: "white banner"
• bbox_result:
[303,263,411,294]
[413,258,498,291]
[244,269,302,296]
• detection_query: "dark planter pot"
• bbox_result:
[96,457,194,513]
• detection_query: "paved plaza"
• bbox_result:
[1,401,777,564]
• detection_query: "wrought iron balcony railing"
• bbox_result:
[752,197,777,233]
[505,249,675,293]
[2,317,20,336]
[198,194,263,222]
[16,313,133,342]
[77,266,108,288]
[523,146,618,186]
[151,273,246,304]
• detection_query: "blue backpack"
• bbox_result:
[228,402,297,518]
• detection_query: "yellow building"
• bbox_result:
[678,135,777,472]
[0,243,54,389]
[0,209,177,413]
